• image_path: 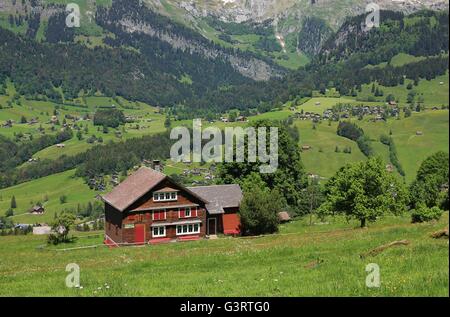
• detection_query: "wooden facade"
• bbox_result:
[103,167,243,246]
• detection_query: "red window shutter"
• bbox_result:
[192,208,197,217]
[146,213,151,220]
[179,209,185,218]
[154,212,159,221]
[159,211,164,220]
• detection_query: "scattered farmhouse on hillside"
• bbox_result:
[29,205,45,215]
[102,167,243,246]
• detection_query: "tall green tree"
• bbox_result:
[239,185,284,236]
[409,151,449,209]
[217,120,308,208]
[319,157,408,227]
[10,196,16,209]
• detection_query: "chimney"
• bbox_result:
[152,160,162,172]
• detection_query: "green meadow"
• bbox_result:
[0,212,447,296]
[295,120,368,178]
[0,170,98,224]
[357,72,449,106]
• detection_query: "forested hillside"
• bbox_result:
[194,10,449,112]
[0,4,448,115]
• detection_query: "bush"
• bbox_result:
[47,213,75,245]
[411,205,443,223]
[5,208,14,217]
[93,109,125,128]
[239,187,284,236]
[356,135,373,157]
[59,195,67,204]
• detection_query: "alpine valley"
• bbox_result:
[0,0,448,297]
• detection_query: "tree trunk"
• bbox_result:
[360,218,366,228]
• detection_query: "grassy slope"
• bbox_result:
[0,92,166,160]
[295,120,367,178]
[0,213,447,296]
[0,169,97,224]
[357,72,449,106]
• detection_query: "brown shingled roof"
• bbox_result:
[102,167,166,212]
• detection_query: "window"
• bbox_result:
[153,191,178,202]
[152,226,166,238]
[124,224,135,229]
[176,224,200,236]
[152,210,166,221]
[179,207,197,218]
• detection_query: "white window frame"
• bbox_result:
[152,226,166,238]
[152,209,167,221]
[153,192,178,202]
[176,224,200,236]
[185,207,191,218]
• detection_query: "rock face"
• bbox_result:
[150,0,449,24]
[297,16,333,56]
[118,18,282,80]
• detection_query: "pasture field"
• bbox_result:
[358,110,450,183]
[295,120,368,178]
[356,73,449,106]
[0,91,166,160]
[293,103,449,181]
[0,213,447,296]
[0,170,98,224]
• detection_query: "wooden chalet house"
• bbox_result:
[102,167,243,246]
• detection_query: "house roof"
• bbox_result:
[102,167,167,212]
[102,167,208,212]
[188,184,243,215]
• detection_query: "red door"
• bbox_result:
[134,224,145,245]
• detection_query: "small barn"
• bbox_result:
[30,205,45,215]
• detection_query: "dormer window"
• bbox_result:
[153,191,178,202]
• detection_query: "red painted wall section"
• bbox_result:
[223,214,241,235]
